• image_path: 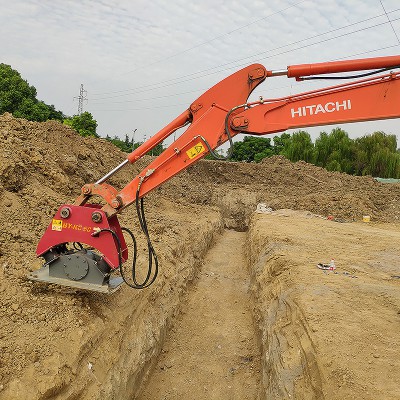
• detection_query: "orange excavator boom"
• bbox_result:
[30,55,400,293]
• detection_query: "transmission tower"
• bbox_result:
[74,84,87,115]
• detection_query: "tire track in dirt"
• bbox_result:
[136,230,261,399]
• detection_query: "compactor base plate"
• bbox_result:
[27,266,123,294]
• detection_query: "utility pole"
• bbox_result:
[74,84,87,115]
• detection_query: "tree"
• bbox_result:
[124,134,130,149]
[282,130,314,163]
[314,128,355,174]
[150,142,164,156]
[195,125,400,178]
[106,135,134,152]
[230,136,273,162]
[105,136,165,156]
[369,148,400,178]
[64,112,98,137]
[355,131,400,177]
[0,63,64,122]
[273,133,291,155]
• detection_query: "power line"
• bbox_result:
[91,0,308,88]
[89,102,187,112]
[88,43,400,113]
[89,8,400,100]
[380,0,400,45]
[89,88,203,104]
[88,16,400,110]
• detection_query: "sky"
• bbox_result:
[1,0,400,149]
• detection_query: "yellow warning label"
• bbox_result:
[186,142,205,159]
[52,219,63,231]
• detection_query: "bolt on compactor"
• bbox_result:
[29,55,400,293]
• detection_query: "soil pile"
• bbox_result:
[0,113,223,399]
[167,155,400,229]
[0,112,399,399]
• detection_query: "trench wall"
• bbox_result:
[0,207,223,400]
[246,212,324,399]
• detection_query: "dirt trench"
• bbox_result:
[1,114,400,399]
[130,208,400,400]
[136,230,261,399]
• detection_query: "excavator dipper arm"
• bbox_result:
[31,55,400,293]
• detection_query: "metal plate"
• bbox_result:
[27,265,123,294]
[64,254,89,281]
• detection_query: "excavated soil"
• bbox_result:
[0,112,399,399]
[247,210,400,399]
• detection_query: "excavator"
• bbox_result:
[28,54,400,293]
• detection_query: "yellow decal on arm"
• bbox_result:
[52,219,63,231]
[186,142,205,159]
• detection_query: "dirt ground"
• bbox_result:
[0,113,399,399]
[138,230,261,400]
[247,210,400,399]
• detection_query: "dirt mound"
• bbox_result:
[247,211,400,399]
[1,112,400,398]
[163,154,400,229]
[0,113,226,399]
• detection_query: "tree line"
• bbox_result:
[0,63,97,136]
[0,63,64,122]
[1,63,399,178]
[0,63,161,155]
[230,129,400,178]
[105,134,164,156]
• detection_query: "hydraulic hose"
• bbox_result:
[93,210,158,289]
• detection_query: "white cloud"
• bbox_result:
[1,0,400,143]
